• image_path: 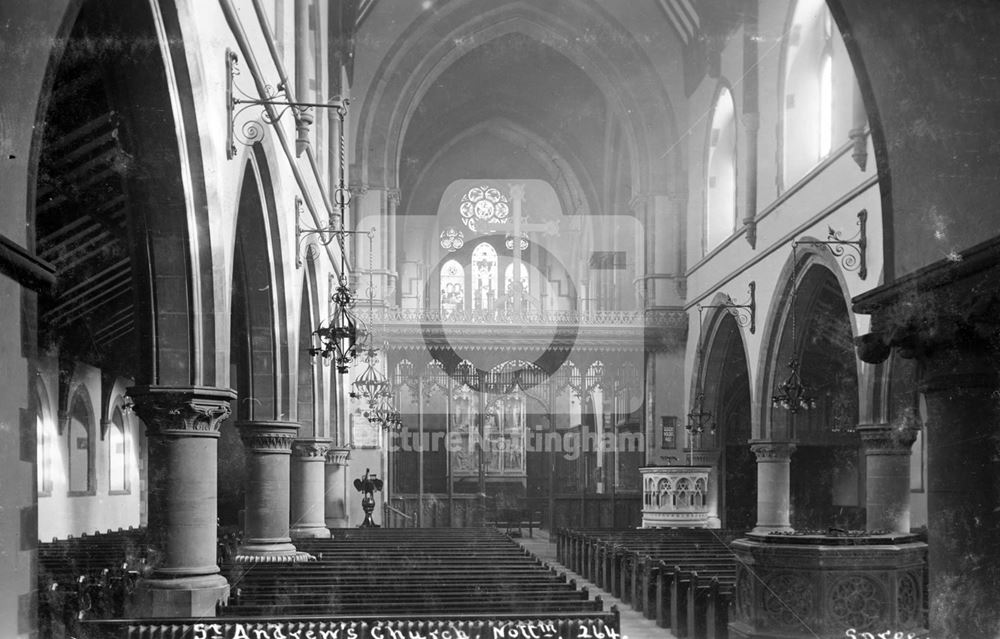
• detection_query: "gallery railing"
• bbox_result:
[370,307,649,326]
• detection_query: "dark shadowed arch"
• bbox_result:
[698,309,754,531]
[29,0,216,387]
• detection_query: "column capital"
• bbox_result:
[127,385,236,438]
[750,441,796,461]
[349,183,369,199]
[326,446,351,466]
[292,437,333,459]
[858,423,918,455]
[386,188,401,206]
[236,420,300,453]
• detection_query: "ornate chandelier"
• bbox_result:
[686,307,715,465]
[310,282,359,374]
[302,100,361,373]
[771,358,816,413]
[771,244,815,414]
[686,392,714,437]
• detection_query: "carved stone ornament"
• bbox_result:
[126,385,236,438]
[750,442,796,462]
[829,574,887,631]
[326,447,351,465]
[236,420,300,453]
[858,423,919,455]
[762,572,814,630]
[291,438,333,459]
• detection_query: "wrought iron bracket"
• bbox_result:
[698,281,756,334]
[226,49,348,159]
[793,209,867,279]
[296,208,375,269]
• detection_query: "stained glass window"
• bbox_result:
[440,259,465,312]
[504,262,530,298]
[460,186,510,232]
[471,242,498,311]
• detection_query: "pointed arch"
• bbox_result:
[355,0,680,197]
[27,0,218,386]
[229,146,291,420]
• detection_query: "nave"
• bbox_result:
[40,521,926,639]
[43,526,624,639]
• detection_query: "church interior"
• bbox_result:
[1,1,999,638]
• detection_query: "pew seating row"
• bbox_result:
[553,527,745,639]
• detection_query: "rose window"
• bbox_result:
[460,186,510,232]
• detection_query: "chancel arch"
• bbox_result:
[355,0,681,198]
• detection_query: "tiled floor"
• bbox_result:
[514,530,676,639]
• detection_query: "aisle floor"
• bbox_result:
[514,530,676,639]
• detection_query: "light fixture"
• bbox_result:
[352,345,389,407]
[771,358,816,413]
[291,96,370,374]
[698,282,757,334]
[310,281,359,374]
[226,49,347,159]
[793,210,867,280]
[686,393,714,437]
[771,245,816,414]
[686,307,716,466]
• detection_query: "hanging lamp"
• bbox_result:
[686,307,715,465]
[771,244,816,414]
[308,100,359,373]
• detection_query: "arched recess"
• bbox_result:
[295,259,324,438]
[29,0,215,387]
[699,309,755,531]
[66,387,96,495]
[219,148,288,524]
[762,253,863,530]
[356,0,680,199]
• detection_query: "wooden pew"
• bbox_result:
[556,527,742,638]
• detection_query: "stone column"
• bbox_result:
[859,423,917,533]
[325,447,352,528]
[290,438,333,539]
[126,385,235,617]
[920,349,1000,637]
[235,421,311,563]
[751,442,795,533]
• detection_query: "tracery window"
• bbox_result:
[783,0,841,186]
[440,259,465,313]
[471,242,498,311]
[818,10,834,157]
[460,186,509,232]
[67,394,93,494]
[705,85,737,253]
[503,262,530,299]
[109,407,129,493]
